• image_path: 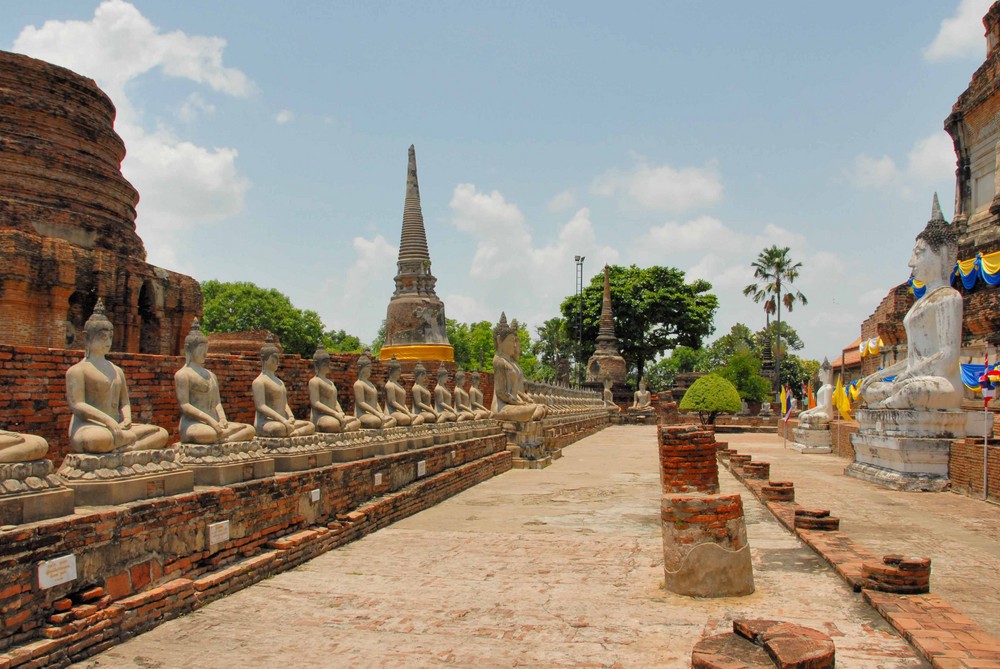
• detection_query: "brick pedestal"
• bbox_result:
[657,425,720,494]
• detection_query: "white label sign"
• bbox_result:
[310,488,320,503]
[38,554,77,590]
[374,472,383,486]
[208,520,230,546]
[417,460,427,477]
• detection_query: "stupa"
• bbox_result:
[585,265,627,385]
[379,145,454,361]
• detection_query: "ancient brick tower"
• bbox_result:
[379,145,454,361]
[585,265,627,385]
[0,50,200,354]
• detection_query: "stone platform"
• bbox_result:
[176,440,275,486]
[0,459,74,524]
[56,449,193,506]
[790,423,832,454]
[323,420,502,462]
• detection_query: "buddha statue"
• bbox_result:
[797,358,834,427]
[65,300,169,453]
[175,319,256,444]
[452,369,478,421]
[468,371,493,420]
[433,365,460,422]
[252,336,315,438]
[309,346,361,433]
[0,429,48,463]
[603,378,619,413]
[491,313,546,422]
[383,355,424,426]
[410,362,441,423]
[353,351,397,429]
[629,378,655,414]
[858,197,964,411]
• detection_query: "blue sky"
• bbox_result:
[3,1,991,363]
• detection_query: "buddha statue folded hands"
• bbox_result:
[252,336,315,438]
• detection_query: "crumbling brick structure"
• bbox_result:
[0,50,200,355]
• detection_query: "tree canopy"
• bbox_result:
[200,280,361,357]
[560,264,718,382]
[678,373,742,425]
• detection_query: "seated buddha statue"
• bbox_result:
[491,313,546,422]
[411,362,441,423]
[383,355,424,427]
[309,346,361,433]
[433,365,459,422]
[797,358,834,427]
[859,197,964,411]
[175,319,256,444]
[353,351,396,429]
[452,369,477,421]
[66,299,169,453]
[252,336,316,437]
[468,371,493,420]
[0,430,48,463]
[629,378,655,415]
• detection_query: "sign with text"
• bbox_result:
[38,554,77,590]
[208,520,230,546]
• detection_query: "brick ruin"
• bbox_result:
[0,50,200,355]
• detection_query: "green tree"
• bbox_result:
[201,280,330,357]
[678,373,742,425]
[532,317,570,382]
[560,264,718,382]
[369,321,386,357]
[447,319,495,372]
[324,329,363,354]
[717,350,771,402]
[704,323,756,370]
[742,246,808,392]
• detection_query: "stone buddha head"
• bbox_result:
[83,298,113,357]
[818,357,832,384]
[413,361,427,385]
[313,345,331,375]
[260,335,281,373]
[184,318,209,365]
[357,350,373,380]
[437,364,450,384]
[910,195,959,285]
[387,354,402,382]
[455,368,467,388]
[471,371,481,388]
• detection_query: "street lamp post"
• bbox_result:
[574,255,585,387]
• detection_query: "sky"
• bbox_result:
[2,0,993,363]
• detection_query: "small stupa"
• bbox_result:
[379,145,454,361]
[585,265,627,385]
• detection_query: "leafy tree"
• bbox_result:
[532,317,570,382]
[201,280,330,357]
[324,329,363,354]
[717,350,771,402]
[678,373,742,425]
[743,246,808,391]
[753,321,803,359]
[704,323,756,370]
[369,321,386,357]
[560,264,718,383]
[447,319,495,372]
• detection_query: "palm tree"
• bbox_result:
[743,246,808,395]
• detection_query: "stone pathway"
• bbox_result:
[75,426,925,668]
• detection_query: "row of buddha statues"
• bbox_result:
[1,304,607,464]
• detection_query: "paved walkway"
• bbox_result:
[723,431,1000,640]
[76,426,928,668]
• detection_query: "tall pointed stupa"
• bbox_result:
[585,265,627,384]
[379,145,454,361]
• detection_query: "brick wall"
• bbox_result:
[949,438,1000,502]
[0,344,494,466]
[0,434,509,656]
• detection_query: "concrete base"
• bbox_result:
[844,462,949,492]
[664,542,755,598]
[258,436,335,472]
[0,487,75,525]
[65,469,194,506]
[511,455,551,469]
[186,458,275,486]
[271,450,334,472]
[176,441,276,486]
[790,425,832,454]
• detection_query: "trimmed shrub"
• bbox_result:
[679,373,742,425]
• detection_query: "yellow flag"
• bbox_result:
[780,385,787,415]
[834,374,852,420]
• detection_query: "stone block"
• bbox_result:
[56,449,193,506]
[176,441,275,486]
[257,435,334,472]
[0,459,75,524]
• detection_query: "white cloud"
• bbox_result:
[925,0,992,62]
[592,159,723,212]
[275,109,294,124]
[13,0,253,267]
[547,189,577,213]
[321,235,398,341]
[176,92,215,122]
[848,131,954,197]
[449,185,618,329]
[633,215,743,260]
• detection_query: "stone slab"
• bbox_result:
[187,458,275,486]
[64,469,194,506]
[850,432,952,475]
[664,542,755,598]
[271,450,334,473]
[511,455,551,469]
[856,408,969,438]
[844,461,949,492]
[0,487,75,525]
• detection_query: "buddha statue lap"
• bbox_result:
[0,430,48,463]
[309,346,361,433]
[383,355,424,427]
[252,337,315,438]
[353,351,396,429]
[66,299,169,453]
[490,313,546,422]
[176,319,256,444]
